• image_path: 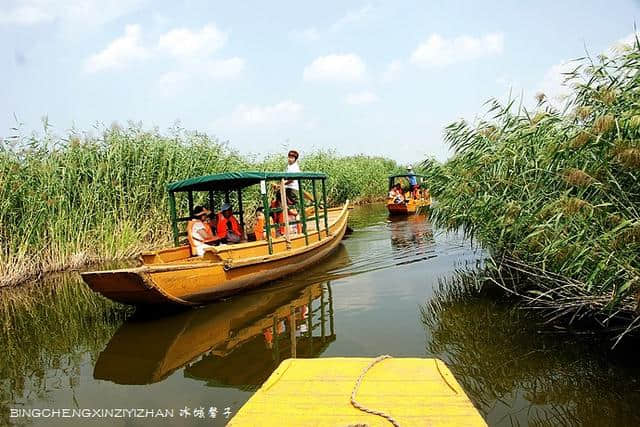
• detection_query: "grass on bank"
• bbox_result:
[0,125,402,287]
[422,38,640,340]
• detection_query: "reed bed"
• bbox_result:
[0,126,401,287]
[422,39,640,340]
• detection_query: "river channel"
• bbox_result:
[2,204,639,426]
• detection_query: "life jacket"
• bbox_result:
[270,200,301,235]
[253,212,276,240]
[216,213,242,239]
[271,200,285,235]
[187,219,215,256]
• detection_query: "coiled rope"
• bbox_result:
[349,355,400,427]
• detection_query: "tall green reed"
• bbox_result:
[422,38,640,337]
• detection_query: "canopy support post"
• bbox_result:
[208,190,214,212]
[280,179,291,249]
[169,191,179,247]
[312,179,321,241]
[321,178,329,237]
[260,180,273,255]
[187,191,194,216]
[297,180,308,245]
[237,188,245,239]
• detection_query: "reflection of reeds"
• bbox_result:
[421,38,640,339]
[0,272,129,423]
[421,270,640,426]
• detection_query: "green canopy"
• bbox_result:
[167,171,327,192]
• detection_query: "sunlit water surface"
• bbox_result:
[2,204,639,426]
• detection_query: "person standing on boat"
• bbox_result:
[215,203,243,243]
[284,149,300,206]
[407,165,419,199]
[188,206,217,256]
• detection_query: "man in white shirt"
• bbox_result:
[285,149,300,205]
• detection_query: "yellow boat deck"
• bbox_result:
[229,357,486,426]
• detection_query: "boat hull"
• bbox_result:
[386,199,430,215]
[81,204,349,306]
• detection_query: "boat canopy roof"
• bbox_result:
[167,171,327,192]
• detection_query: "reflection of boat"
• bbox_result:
[93,279,336,386]
[389,214,434,249]
[386,174,431,215]
[82,172,349,306]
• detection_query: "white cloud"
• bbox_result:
[536,61,577,106]
[290,4,374,42]
[203,57,245,79]
[410,33,504,67]
[219,101,304,128]
[303,54,366,82]
[345,91,378,105]
[157,24,227,58]
[382,59,403,82]
[83,25,149,73]
[329,3,374,33]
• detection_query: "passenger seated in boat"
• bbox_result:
[187,206,218,256]
[215,203,243,243]
[393,183,406,204]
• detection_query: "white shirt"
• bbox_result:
[191,221,211,256]
[285,161,300,190]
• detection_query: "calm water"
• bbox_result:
[2,204,639,426]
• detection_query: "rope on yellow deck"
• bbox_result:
[349,355,400,427]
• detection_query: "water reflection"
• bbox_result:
[95,280,336,389]
[422,274,640,426]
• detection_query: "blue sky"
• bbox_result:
[2,1,638,163]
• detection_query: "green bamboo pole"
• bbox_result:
[298,180,308,245]
[169,191,179,246]
[261,180,273,254]
[237,188,245,239]
[321,178,329,237]
[312,179,321,240]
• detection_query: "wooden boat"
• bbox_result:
[386,173,431,215]
[93,278,336,385]
[81,171,349,306]
[230,357,486,425]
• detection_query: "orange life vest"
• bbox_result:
[216,213,242,238]
[253,212,275,240]
[270,200,285,235]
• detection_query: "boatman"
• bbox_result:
[407,165,419,199]
[284,149,300,206]
[215,203,243,243]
